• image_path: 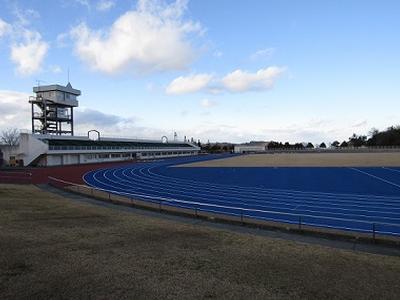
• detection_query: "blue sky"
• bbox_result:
[0,0,399,143]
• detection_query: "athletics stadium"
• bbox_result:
[1,82,400,241]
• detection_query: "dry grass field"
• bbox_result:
[1,184,400,299]
[180,152,400,167]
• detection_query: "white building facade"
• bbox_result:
[234,143,268,154]
[2,133,200,167]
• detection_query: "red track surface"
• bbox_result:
[0,160,136,184]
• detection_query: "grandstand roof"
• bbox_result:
[43,138,195,148]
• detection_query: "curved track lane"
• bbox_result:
[84,156,400,236]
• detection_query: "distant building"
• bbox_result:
[234,142,269,154]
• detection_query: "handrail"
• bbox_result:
[47,176,400,238]
[263,146,400,152]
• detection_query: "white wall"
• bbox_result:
[43,150,198,166]
[63,154,79,165]
[47,155,62,166]
[19,133,49,166]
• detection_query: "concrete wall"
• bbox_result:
[43,150,198,166]
[47,155,62,166]
[19,133,49,166]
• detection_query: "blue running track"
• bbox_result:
[83,155,400,236]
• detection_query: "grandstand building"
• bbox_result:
[1,82,200,167]
[14,133,199,166]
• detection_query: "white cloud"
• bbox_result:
[2,7,49,75]
[178,118,369,144]
[56,32,69,48]
[222,66,285,92]
[166,73,213,95]
[0,90,31,130]
[75,108,136,127]
[69,0,202,74]
[250,47,275,60]
[10,30,49,76]
[12,7,40,27]
[213,50,223,57]
[0,18,11,37]
[200,98,216,108]
[96,0,115,11]
[352,120,368,128]
[166,66,285,94]
[74,0,91,10]
[49,65,62,74]
[73,108,168,140]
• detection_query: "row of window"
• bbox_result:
[85,151,197,160]
[141,151,196,157]
[37,91,75,100]
[49,145,191,151]
[87,153,133,160]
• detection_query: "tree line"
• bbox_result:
[267,141,326,150]
[268,125,400,150]
[341,126,400,147]
[199,125,400,152]
[200,142,234,153]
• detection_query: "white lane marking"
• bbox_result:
[382,167,400,174]
[349,167,400,190]
[134,167,400,212]
[83,164,400,231]
[134,165,400,209]
[145,165,400,204]
[89,165,400,222]
[79,173,400,227]
[150,165,400,201]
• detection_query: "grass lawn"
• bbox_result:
[1,184,400,299]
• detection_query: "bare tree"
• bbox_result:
[1,128,20,146]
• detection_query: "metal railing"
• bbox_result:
[262,146,400,153]
[47,176,400,241]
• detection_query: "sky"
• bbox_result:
[0,0,399,144]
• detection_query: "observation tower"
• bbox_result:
[29,83,81,135]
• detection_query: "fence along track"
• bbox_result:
[47,176,400,244]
